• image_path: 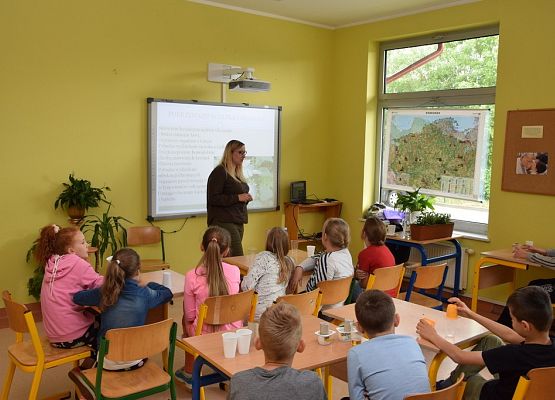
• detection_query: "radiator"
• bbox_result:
[407,243,469,290]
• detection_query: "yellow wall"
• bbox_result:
[2,0,555,303]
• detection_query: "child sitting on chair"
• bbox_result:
[417,286,555,400]
[346,290,429,400]
[288,218,354,308]
[352,217,396,301]
[228,302,326,400]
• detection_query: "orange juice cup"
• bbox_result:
[422,317,436,327]
[446,304,458,319]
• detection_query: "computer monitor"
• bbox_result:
[290,181,307,203]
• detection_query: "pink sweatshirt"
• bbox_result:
[183,262,241,337]
[40,254,104,343]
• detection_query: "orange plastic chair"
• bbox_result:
[400,263,448,309]
[127,226,170,271]
[1,290,91,400]
[366,264,405,297]
[276,289,320,316]
[511,366,555,400]
[404,375,465,399]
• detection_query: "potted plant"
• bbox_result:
[394,188,435,234]
[54,174,110,220]
[410,212,454,240]
[81,203,131,266]
[25,240,42,300]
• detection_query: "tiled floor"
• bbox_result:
[1,298,497,399]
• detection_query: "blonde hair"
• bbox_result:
[100,248,140,310]
[196,226,232,297]
[323,218,350,249]
[265,227,294,284]
[219,140,246,182]
[259,303,302,362]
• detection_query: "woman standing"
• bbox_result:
[207,140,252,256]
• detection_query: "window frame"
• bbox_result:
[375,26,499,236]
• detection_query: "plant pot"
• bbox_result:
[67,206,86,220]
[410,223,454,241]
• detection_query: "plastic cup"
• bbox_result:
[422,317,436,327]
[525,240,534,247]
[162,271,172,288]
[306,245,316,257]
[446,304,458,319]
[290,240,299,251]
[387,224,396,235]
[222,332,238,358]
[236,328,253,355]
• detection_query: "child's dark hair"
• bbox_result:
[355,289,395,335]
[101,248,140,310]
[197,226,231,297]
[35,224,81,265]
[323,218,350,249]
[362,217,386,246]
[266,227,294,284]
[507,286,553,332]
[259,303,302,362]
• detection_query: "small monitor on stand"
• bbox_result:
[290,181,319,204]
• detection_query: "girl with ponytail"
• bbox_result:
[175,226,241,386]
[74,248,172,370]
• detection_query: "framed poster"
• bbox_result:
[501,109,554,195]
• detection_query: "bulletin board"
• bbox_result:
[502,109,554,195]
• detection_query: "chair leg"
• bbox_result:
[28,367,44,400]
[1,359,16,400]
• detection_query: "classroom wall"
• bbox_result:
[2,0,554,304]
[0,0,333,301]
[330,0,555,300]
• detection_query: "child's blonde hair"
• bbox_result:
[101,248,140,310]
[323,218,350,249]
[265,227,294,284]
[259,303,302,362]
[196,226,232,297]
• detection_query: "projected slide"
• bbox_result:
[148,99,281,219]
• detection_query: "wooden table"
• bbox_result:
[183,315,352,400]
[386,234,463,297]
[470,249,547,312]
[322,298,489,389]
[140,270,185,323]
[284,201,342,241]
[224,249,309,275]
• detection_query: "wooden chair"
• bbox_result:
[366,264,406,297]
[511,366,555,400]
[68,319,177,400]
[1,290,91,400]
[176,290,257,400]
[317,276,353,309]
[404,375,465,400]
[275,289,320,316]
[127,226,170,271]
[400,263,448,310]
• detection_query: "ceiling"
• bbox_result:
[189,0,480,29]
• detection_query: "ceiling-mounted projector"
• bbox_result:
[208,63,271,93]
[229,78,271,92]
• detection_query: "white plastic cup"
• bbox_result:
[387,224,396,235]
[306,245,316,257]
[222,332,238,358]
[236,328,253,354]
[162,271,172,288]
[525,240,534,247]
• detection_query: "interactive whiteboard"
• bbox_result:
[147,98,281,220]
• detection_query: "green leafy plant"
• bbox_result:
[413,212,452,226]
[54,173,110,212]
[394,188,435,213]
[81,203,131,265]
[25,240,42,300]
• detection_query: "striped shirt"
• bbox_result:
[529,248,555,269]
[302,248,354,294]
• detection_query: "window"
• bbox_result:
[376,27,499,236]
